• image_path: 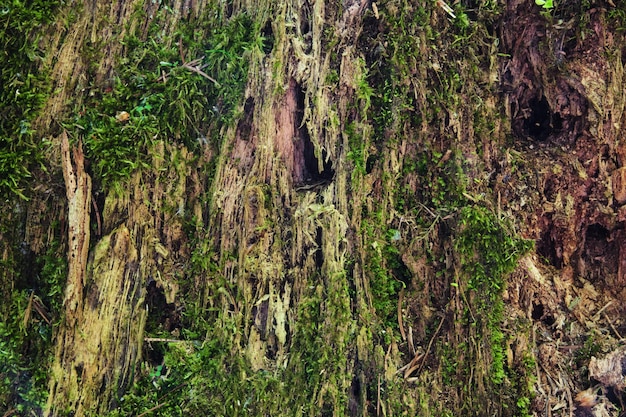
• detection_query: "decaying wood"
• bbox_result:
[589,346,626,391]
[8,0,626,415]
[46,142,193,416]
[37,0,206,413]
[59,130,91,323]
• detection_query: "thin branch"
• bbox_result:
[144,337,195,343]
[181,63,220,86]
[178,37,220,86]
[376,375,381,417]
[136,383,186,417]
[415,315,445,377]
[136,402,167,417]
[397,288,406,341]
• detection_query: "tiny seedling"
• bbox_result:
[535,0,554,9]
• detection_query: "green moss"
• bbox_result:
[66,8,262,187]
[456,206,532,304]
[285,269,354,414]
[0,235,66,413]
[0,0,63,200]
[575,333,602,365]
[345,122,367,179]
[106,333,284,416]
[608,0,626,30]
[454,206,533,407]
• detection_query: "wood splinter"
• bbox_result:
[60,130,92,321]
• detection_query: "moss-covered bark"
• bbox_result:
[3,0,626,416]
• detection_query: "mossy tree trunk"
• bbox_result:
[2,0,626,416]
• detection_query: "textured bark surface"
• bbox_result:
[3,0,626,416]
[35,1,203,415]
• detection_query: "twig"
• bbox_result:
[377,375,381,417]
[416,315,445,376]
[402,353,425,379]
[2,409,17,417]
[137,402,167,417]
[144,337,193,343]
[181,63,220,86]
[178,37,220,86]
[593,301,613,319]
[436,0,456,18]
[136,383,186,417]
[603,312,624,340]
[397,288,406,341]
[32,296,51,325]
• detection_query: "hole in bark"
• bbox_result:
[605,387,624,409]
[510,83,587,146]
[315,226,324,269]
[366,155,377,174]
[236,97,254,140]
[261,21,274,54]
[146,280,179,332]
[145,341,165,368]
[294,82,334,183]
[524,96,561,141]
[532,303,555,325]
[531,303,544,320]
[302,136,334,182]
[585,224,610,254]
[582,224,618,285]
[537,221,562,269]
[75,363,84,380]
[300,9,310,35]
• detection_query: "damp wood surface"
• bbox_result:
[2,0,626,416]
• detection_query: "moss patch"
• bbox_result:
[0,1,63,199]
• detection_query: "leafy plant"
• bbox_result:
[535,0,554,9]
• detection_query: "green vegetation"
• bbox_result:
[0,1,63,199]
[97,6,269,414]
[455,206,533,402]
[608,0,626,30]
[0,237,66,413]
[535,0,555,10]
[1,0,552,415]
[106,333,284,416]
[575,332,602,365]
[352,0,538,414]
[362,221,410,335]
[66,7,261,186]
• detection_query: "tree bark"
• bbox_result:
[3,0,626,416]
